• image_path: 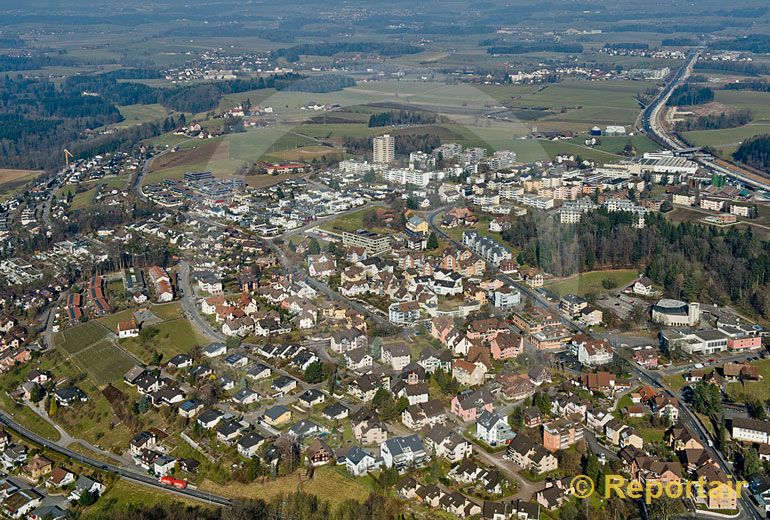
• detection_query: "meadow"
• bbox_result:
[543,269,640,297]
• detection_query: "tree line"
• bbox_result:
[733,134,770,172]
[694,60,770,77]
[674,109,753,131]
[342,133,441,156]
[666,84,714,106]
[603,43,649,50]
[367,110,438,128]
[278,74,355,93]
[486,43,583,54]
[63,71,300,113]
[723,79,770,93]
[271,42,422,63]
[662,38,699,46]
[501,210,770,319]
[709,34,770,54]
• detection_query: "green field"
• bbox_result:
[681,123,770,156]
[678,89,770,156]
[727,359,770,402]
[319,207,395,235]
[119,318,207,364]
[69,188,97,211]
[543,269,640,297]
[480,79,655,128]
[116,104,170,127]
[144,126,324,184]
[56,321,111,354]
[70,339,137,385]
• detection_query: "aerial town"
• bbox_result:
[2,1,770,519]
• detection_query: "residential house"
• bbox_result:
[476,410,516,447]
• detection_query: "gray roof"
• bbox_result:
[476,410,504,429]
[345,446,374,465]
[384,434,425,457]
[264,405,290,421]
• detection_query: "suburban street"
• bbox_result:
[0,411,232,507]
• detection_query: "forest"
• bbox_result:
[733,134,770,172]
[277,74,355,93]
[603,43,650,50]
[674,109,753,131]
[0,76,124,170]
[0,54,77,72]
[367,110,439,128]
[501,210,770,319]
[486,43,583,54]
[271,42,422,62]
[666,84,714,106]
[662,38,699,46]
[694,60,770,76]
[342,133,441,156]
[709,34,770,53]
[723,80,770,93]
[0,72,301,169]
[64,71,300,113]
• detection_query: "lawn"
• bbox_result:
[627,420,665,444]
[118,318,207,364]
[199,465,372,507]
[727,359,770,402]
[437,211,504,244]
[0,392,60,441]
[319,207,396,235]
[69,187,97,210]
[592,135,659,156]
[53,381,134,451]
[151,301,184,321]
[82,478,207,519]
[543,269,640,297]
[56,321,111,355]
[264,145,341,163]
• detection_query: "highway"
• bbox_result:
[0,411,232,507]
[641,49,770,192]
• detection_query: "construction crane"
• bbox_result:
[64,149,74,170]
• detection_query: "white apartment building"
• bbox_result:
[383,168,430,188]
[373,134,395,164]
